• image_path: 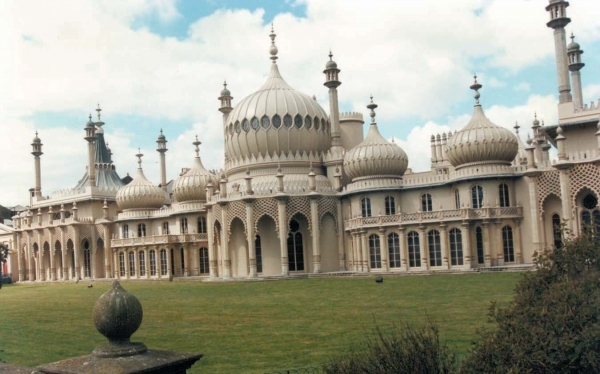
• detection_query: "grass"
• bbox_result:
[0,272,521,373]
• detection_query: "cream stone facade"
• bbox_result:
[5,0,600,283]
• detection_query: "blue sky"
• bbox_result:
[2,0,600,206]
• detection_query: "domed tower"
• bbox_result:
[31,131,43,198]
[546,0,572,104]
[567,33,585,109]
[116,151,166,211]
[343,97,409,186]
[156,129,168,192]
[446,76,519,171]
[84,112,97,187]
[172,136,214,203]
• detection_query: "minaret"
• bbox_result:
[567,33,585,109]
[218,81,233,162]
[324,51,342,148]
[31,131,43,198]
[546,0,572,103]
[84,111,97,187]
[156,129,168,192]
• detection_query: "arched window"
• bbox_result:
[199,247,209,274]
[388,233,401,268]
[129,251,136,276]
[180,218,188,234]
[428,230,441,267]
[361,197,372,217]
[454,190,460,209]
[552,214,562,248]
[594,210,600,234]
[137,223,146,237]
[471,185,484,209]
[149,250,157,276]
[180,248,185,273]
[139,251,146,276]
[198,217,207,234]
[160,249,168,276]
[83,240,91,278]
[407,231,421,268]
[163,222,169,235]
[170,249,175,275]
[385,196,396,215]
[583,194,598,209]
[119,252,125,277]
[123,224,129,239]
[421,194,433,212]
[449,228,463,266]
[499,184,510,207]
[255,235,263,273]
[502,226,514,263]
[476,227,484,264]
[287,220,304,271]
[369,234,381,269]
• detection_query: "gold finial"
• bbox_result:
[269,23,278,62]
[367,95,378,124]
[470,74,482,105]
[193,135,201,157]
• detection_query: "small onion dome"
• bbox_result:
[172,137,212,202]
[157,129,166,141]
[446,77,518,169]
[116,152,165,210]
[343,97,409,181]
[220,81,231,97]
[85,113,95,129]
[32,131,41,144]
[568,33,580,52]
[325,51,337,69]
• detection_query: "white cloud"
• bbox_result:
[515,82,531,92]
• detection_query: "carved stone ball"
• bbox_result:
[93,280,143,345]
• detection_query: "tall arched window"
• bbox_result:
[83,240,91,278]
[123,224,129,239]
[499,184,510,207]
[361,197,372,217]
[163,222,169,235]
[199,247,209,274]
[149,250,157,276]
[552,214,562,248]
[385,196,396,215]
[449,228,463,266]
[255,235,263,273]
[198,217,207,234]
[388,233,401,268]
[369,234,381,269]
[471,185,484,209]
[287,220,304,271]
[502,226,515,263]
[421,194,433,212]
[476,227,484,264]
[407,231,421,268]
[428,230,441,267]
[119,252,125,277]
[160,249,167,276]
[129,251,136,276]
[454,190,460,209]
[139,251,146,276]
[170,249,175,275]
[180,218,188,234]
[137,223,146,237]
[180,248,185,273]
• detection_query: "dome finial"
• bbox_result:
[136,148,143,168]
[470,74,482,105]
[367,95,378,124]
[96,103,102,121]
[514,121,520,135]
[329,49,333,61]
[193,135,201,157]
[269,23,278,62]
[570,32,575,43]
[532,112,540,127]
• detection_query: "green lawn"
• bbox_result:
[0,273,522,373]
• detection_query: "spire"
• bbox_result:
[269,23,278,63]
[514,121,520,135]
[193,135,201,157]
[470,74,482,105]
[367,95,378,124]
[96,103,102,121]
[136,148,143,169]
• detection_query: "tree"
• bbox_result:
[0,243,8,290]
[461,229,600,374]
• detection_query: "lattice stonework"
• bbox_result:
[537,170,561,211]
[227,200,247,237]
[211,204,222,228]
[570,163,600,205]
[95,224,105,241]
[253,198,279,234]
[318,196,339,235]
[286,196,311,231]
[79,225,92,243]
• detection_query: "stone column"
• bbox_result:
[245,200,257,278]
[183,246,189,276]
[145,247,151,279]
[461,222,471,270]
[103,225,112,278]
[349,232,356,271]
[17,234,24,282]
[49,244,56,281]
[513,219,523,264]
[558,169,573,232]
[206,208,217,279]
[73,227,80,279]
[361,231,368,272]
[378,228,388,271]
[155,247,161,279]
[125,250,131,279]
[525,176,542,253]
[37,231,44,281]
[439,223,449,269]
[310,197,321,273]
[495,220,504,266]
[277,198,289,276]
[220,203,231,278]
[60,228,67,280]
[166,248,172,279]
[419,226,428,270]
[134,250,140,279]
[482,221,491,267]
[398,226,408,271]
[336,200,345,270]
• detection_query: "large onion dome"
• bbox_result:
[224,27,331,164]
[446,77,518,169]
[343,98,409,181]
[116,152,165,210]
[172,137,213,203]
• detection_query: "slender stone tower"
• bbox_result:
[84,111,97,187]
[218,81,233,163]
[156,129,168,191]
[546,0,572,104]
[324,51,342,148]
[31,131,43,198]
[567,33,585,109]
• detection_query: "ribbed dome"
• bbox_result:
[446,105,518,169]
[343,100,408,181]
[116,161,165,210]
[172,142,213,203]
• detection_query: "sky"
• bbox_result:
[2,0,600,207]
